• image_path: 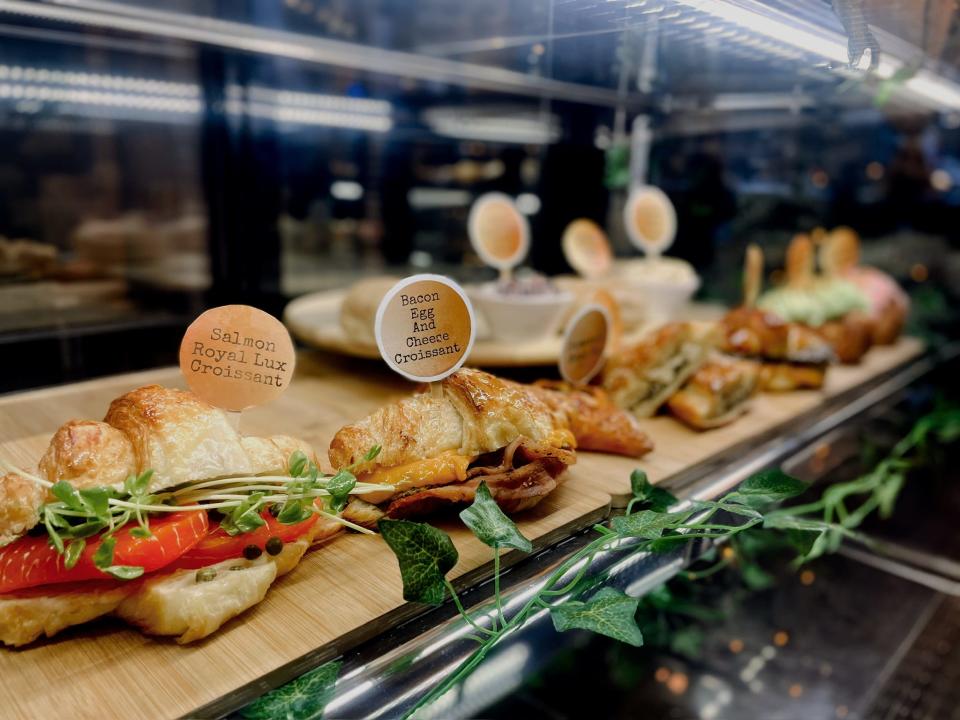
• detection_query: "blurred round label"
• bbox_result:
[624,185,677,256]
[562,219,613,278]
[468,193,529,270]
[375,274,476,382]
[179,305,296,411]
[559,303,610,385]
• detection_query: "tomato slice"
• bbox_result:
[173,510,319,569]
[0,511,208,594]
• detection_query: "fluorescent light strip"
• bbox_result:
[671,0,848,64]
[0,82,200,112]
[237,85,390,116]
[0,64,196,96]
[906,71,960,111]
[0,64,393,130]
[225,99,392,132]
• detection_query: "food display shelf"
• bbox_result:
[213,344,945,720]
[0,339,933,719]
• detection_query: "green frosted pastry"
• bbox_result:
[758,279,868,325]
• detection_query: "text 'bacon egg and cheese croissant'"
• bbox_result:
[328,368,652,521]
[0,385,389,647]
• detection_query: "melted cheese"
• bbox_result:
[362,452,472,491]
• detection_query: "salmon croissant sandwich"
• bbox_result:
[0,385,386,647]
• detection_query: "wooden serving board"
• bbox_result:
[0,338,923,719]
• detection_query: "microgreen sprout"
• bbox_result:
[2,447,387,580]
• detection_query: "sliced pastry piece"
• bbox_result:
[0,385,379,647]
[329,368,577,519]
[526,381,653,457]
[757,361,827,392]
[666,354,760,430]
[601,322,718,417]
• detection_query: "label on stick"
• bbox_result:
[559,303,610,386]
[179,304,296,411]
[375,274,475,382]
[467,192,529,271]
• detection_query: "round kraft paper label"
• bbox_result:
[562,218,612,278]
[375,274,475,382]
[559,303,610,385]
[467,192,529,271]
[624,185,677,256]
[179,304,296,411]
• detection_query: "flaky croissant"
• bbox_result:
[329,368,575,473]
[2,385,317,545]
[329,368,577,520]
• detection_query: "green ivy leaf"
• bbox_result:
[739,561,775,590]
[551,587,644,647]
[378,519,458,605]
[875,473,905,518]
[611,510,690,539]
[241,660,341,720]
[737,470,807,507]
[630,470,677,512]
[459,482,532,552]
[669,625,704,659]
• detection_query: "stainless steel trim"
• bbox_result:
[196,349,943,719]
[839,546,960,597]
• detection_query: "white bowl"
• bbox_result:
[614,258,700,323]
[468,283,574,342]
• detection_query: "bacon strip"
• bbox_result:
[383,437,574,519]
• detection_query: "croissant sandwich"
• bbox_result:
[0,385,386,647]
[722,245,835,392]
[601,322,718,417]
[329,368,581,520]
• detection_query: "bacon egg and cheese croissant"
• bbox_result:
[328,368,652,521]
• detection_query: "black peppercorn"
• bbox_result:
[243,544,263,560]
[265,536,283,556]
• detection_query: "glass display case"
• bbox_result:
[0,2,959,719]
[3,0,957,389]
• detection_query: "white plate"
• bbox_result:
[284,289,727,368]
[285,289,566,367]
